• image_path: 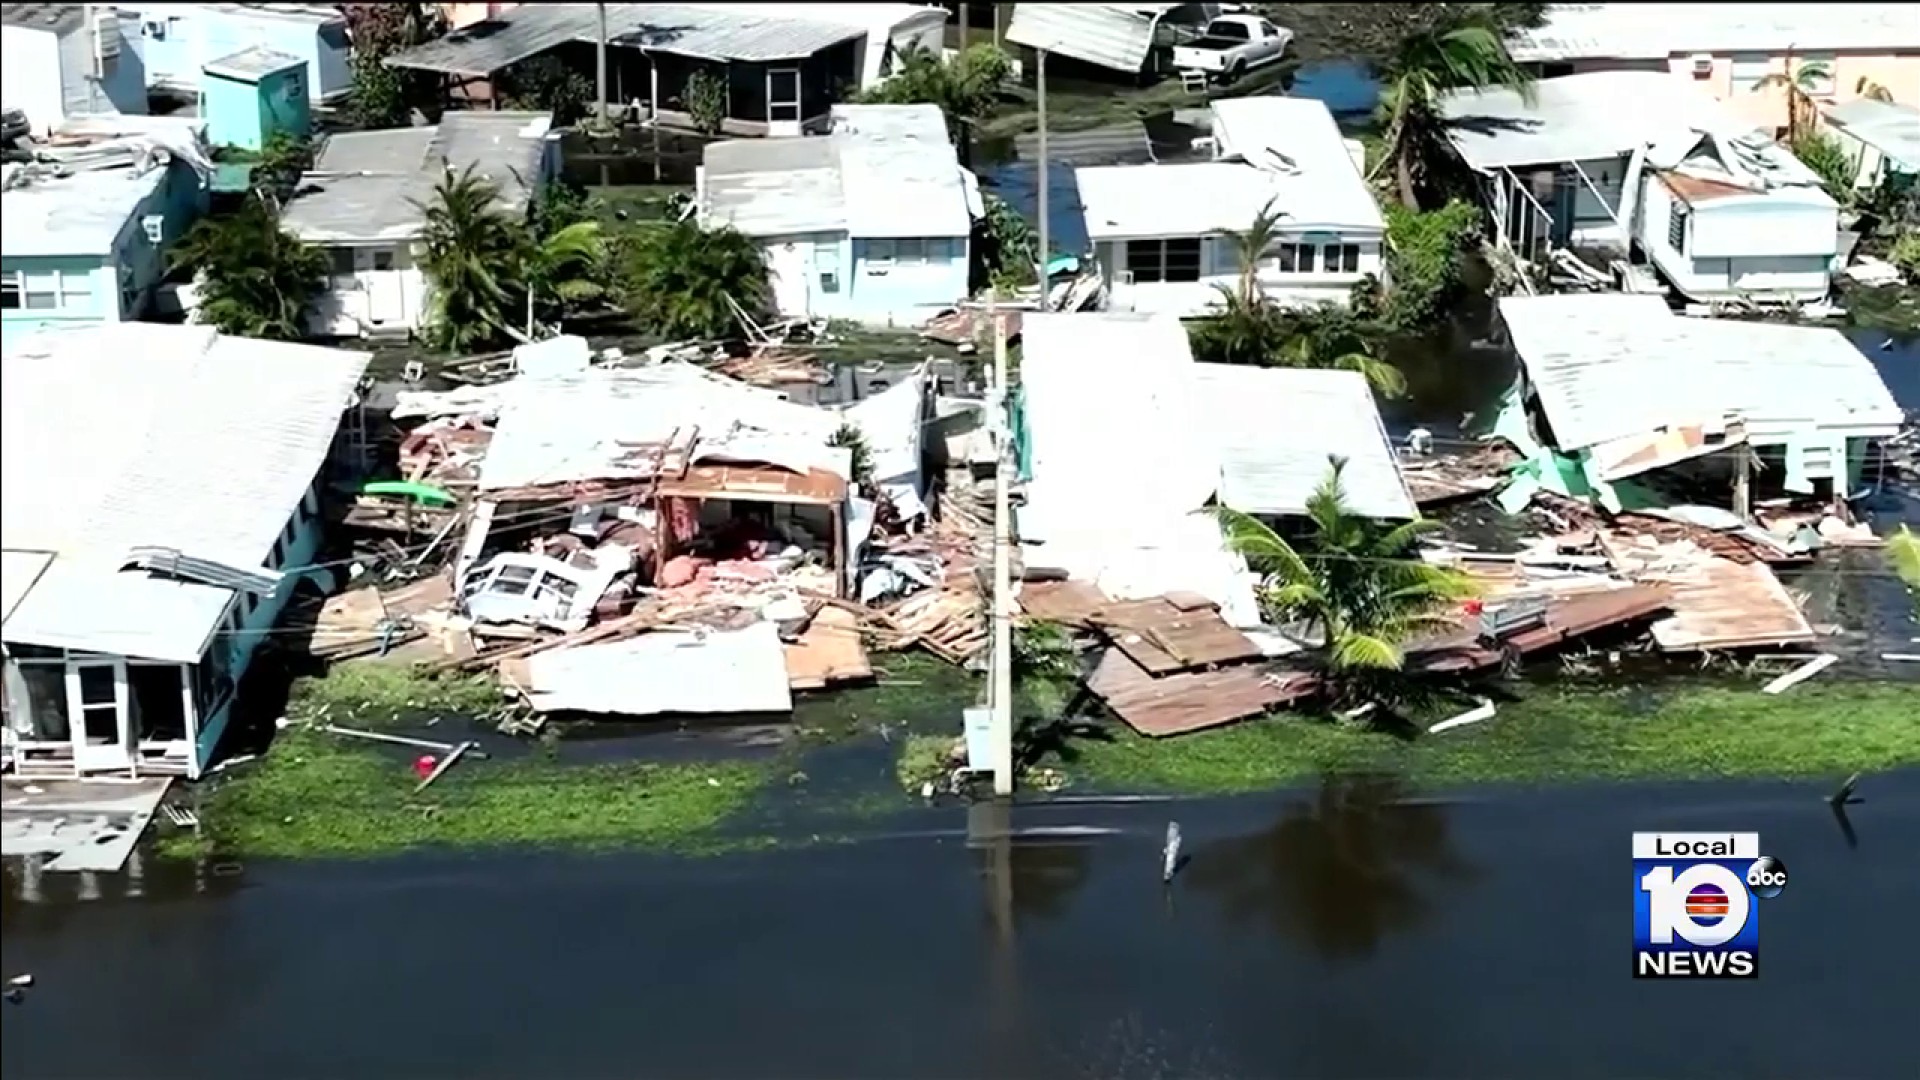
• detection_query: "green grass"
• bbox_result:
[197,725,773,859]
[288,663,503,726]
[1027,681,1920,794]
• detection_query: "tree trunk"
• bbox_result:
[1396,150,1418,209]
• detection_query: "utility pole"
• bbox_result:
[988,288,1016,796]
[959,2,969,46]
[1035,48,1050,288]
[595,2,609,129]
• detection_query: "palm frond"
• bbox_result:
[1213,505,1314,585]
[1329,632,1404,671]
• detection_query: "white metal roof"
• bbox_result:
[1,323,371,662]
[1077,97,1384,240]
[1439,71,1733,170]
[1824,98,1920,173]
[1506,3,1920,63]
[0,159,172,258]
[1005,3,1206,73]
[1498,295,1905,451]
[282,111,553,243]
[700,103,971,239]
[1193,365,1416,521]
[1016,312,1259,627]
[386,4,942,76]
[526,620,794,716]
[477,363,846,492]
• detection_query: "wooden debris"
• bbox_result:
[1761,654,1838,694]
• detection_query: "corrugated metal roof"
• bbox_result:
[700,103,970,239]
[1015,312,1262,628]
[1,324,371,662]
[204,45,306,83]
[0,3,83,32]
[282,111,552,243]
[1194,365,1416,521]
[0,159,173,258]
[1077,98,1383,239]
[1506,3,1920,63]
[1441,72,1742,170]
[1824,98,1920,173]
[1005,3,1168,73]
[526,620,793,715]
[477,362,847,492]
[1499,295,1905,451]
[386,3,890,76]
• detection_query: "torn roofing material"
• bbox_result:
[1005,3,1199,74]
[525,621,794,716]
[474,363,845,493]
[1498,294,1904,451]
[1504,3,1920,64]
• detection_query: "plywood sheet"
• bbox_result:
[1087,649,1316,737]
[784,606,873,690]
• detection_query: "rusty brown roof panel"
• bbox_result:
[654,464,847,506]
[1087,648,1319,738]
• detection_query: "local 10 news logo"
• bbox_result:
[1633,832,1787,979]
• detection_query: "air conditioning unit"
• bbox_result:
[1688,54,1714,77]
[142,214,164,244]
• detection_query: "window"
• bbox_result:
[1321,243,1361,274]
[866,238,896,266]
[491,564,538,596]
[895,237,927,265]
[1668,205,1689,252]
[372,249,395,271]
[22,272,60,310]
[1272,242,1316,273]
[1729,53,1771,92]
[1796,53,1836,96]
[819,270,841,294]
[1125,238,1203,283]
[0,272,19,310]
[58,271,92,307]
[330,248,356,276]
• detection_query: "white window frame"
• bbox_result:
[1270,242,1317,274]
[57,269,93,307]
[0,270,21,310]
[1796,53,1836,96]
[1124,237,1203,284]
[1729,52,1771,93]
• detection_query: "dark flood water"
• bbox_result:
[7,771,1920,1079]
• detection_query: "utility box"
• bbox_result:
[201,46,310,153]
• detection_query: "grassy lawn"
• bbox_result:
[1045,681,1920,794]
[180,725,772,860]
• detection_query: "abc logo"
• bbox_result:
[1746,855,1789,899]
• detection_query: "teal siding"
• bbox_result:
[204,63,311,152]
[2,158,207,345]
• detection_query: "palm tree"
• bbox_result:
[415,164,527,353]
[621,221,771,339]
[523,219,608,327]
[1214,457,1474,675]
[856,43,1014,150]
[169,194,326,340]
[1372,11,1535,208]
[1276,332,1408,398]
[1753,51,1831,141]
[1216,197,1287,307]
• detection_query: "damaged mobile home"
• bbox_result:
[355,345,951,720]
[1003,3,1230,82]
[2,324,371,779]
[1439,71,1842,305]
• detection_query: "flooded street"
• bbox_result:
[7,770,1919,1079]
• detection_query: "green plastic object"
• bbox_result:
[360,480,457,506]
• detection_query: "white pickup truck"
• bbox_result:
[1171,14,1293,83]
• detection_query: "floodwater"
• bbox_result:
[6,770,1920,1079]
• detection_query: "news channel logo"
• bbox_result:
[1632,832,1788,979]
